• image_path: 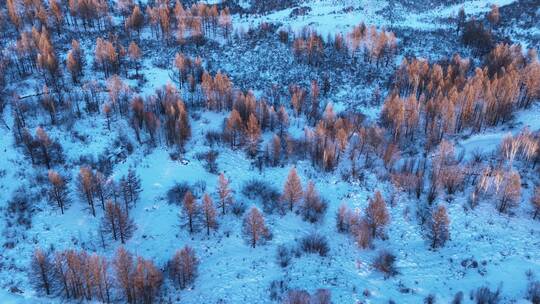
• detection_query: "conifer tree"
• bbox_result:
[183,191,197,233]
[281,167,303,212]
[169,246,199,289]
[202,193,217,235]
[364,191,389,238]
[217,173,232,215]
[128,41,141,77]
[30,249,54,296]
[246,113,261,157]
[430,205,450,248]
[78,166,96,216]
[48,170,70,214]
[243,207,270,248]
[532,186,540,219]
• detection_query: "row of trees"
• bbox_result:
[382,45,540,150]
[7,0,109,33]
[281,168,328,222]
[336,191,390,249]
[30,246,198,303]
[178,169,328,243]
[347,22,397,67]
[336,191,450,249]
[182,190,272,247]
[5,0,233,39]
[390,134,533,216]
[179,173,273,247]
[13,125,64,169]
[122,0,233,43]
[45,166,141,245]
[12,27,143,86]
[108,83,192,150]
[290,23,397,67]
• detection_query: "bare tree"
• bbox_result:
[300,181,327,223]
[182,191,197,233]
[128,41,141,77]
[202,193,217,235]
[430,205,450,248]
[36,127,52,169]
[217,173,232,215]
[113,247,135,303]
[532,186,540,219]
[119,167,142,213]
[132,257,162,304]
[102,201,135,244]
[30,249,54,296]
[78,166,96,216]
[364,191,389,238]
[497,170,521,213]
[48,170,70,214]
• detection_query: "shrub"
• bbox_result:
[242,179,281,213]
[276,245,292,268]
[231,201,247,217]
[205,130,223,146]
[300,182,328,223]
[474,286,500,304]
[299,233,329,257]
[355,220,373,249]
[528,281,540,304]
[373,250,397,278]
[196,150,219,173]
[167,182,192,205]
[462,20,492,55]
[452,291,464,304]
[269,280,287,302]
[424,294,436,304]
[8,187,34,228]
[311,289,332,304]
[283,289,310,304]
[192,180,207,197]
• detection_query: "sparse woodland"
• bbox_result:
[0,0,539,303]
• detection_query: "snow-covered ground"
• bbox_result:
[234,0,521,35]
[0,0,539,303]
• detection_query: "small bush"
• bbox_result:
[205,130,223,146]
[373,250,398,278]
[276,245,292,268]
[196,150,219,174]
[424,294,436,304]
[278,30,289,43]
[231,201,247,217]
[462,20,492,55]
[311,289,331,304]
[167,182,192,205]
[300,196,328,224]
[452,291,464,304]
[242,179,281,213]
[192,180,207,197]
[8,187,33,229]
[242,179,267,199]
[474,286,500,304]
[299,233,329,257]
[269,280,287,302]
[283,289,310,304]
[528,281,540,304]
[355,220,373,249]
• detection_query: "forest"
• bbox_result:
[0,0,539,303]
